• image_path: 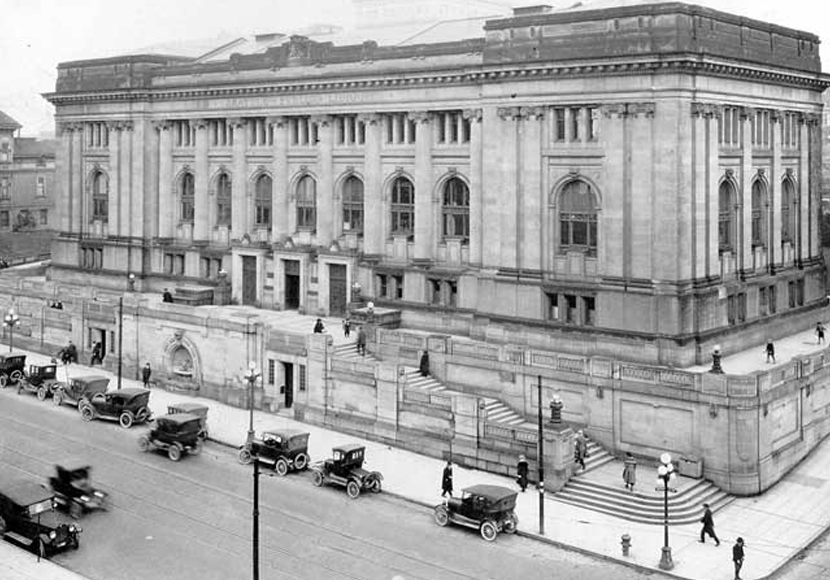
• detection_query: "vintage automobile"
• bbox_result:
[138,413,203,461]
[80,387,152,428]
[238,428,310,475]
[167,402,209,440]
[17,362,60,400]
[52,375,109,410]
[310,444,382,499]
[0,473,81,557]
[433,484,519,542]
[0,351,26,388]
[48,462,107,518]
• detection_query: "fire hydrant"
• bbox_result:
[621,534,632,557]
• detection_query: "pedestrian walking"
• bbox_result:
[765,339,776,363]
[732,537,745,580]
[698,503,720,545]
[574,430,588,470]
[162,288,174,303]
[313,318,325,334]
[90,341,102,366]
[142,362,152,388]
[622,452,637,491]
[817,322,825,344]
[516,454,529,492]
[343,316,352,338]
[441,460,454,497]
[419,350,430,377]
[356,326,367,356]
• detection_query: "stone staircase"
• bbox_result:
[333,342,379,361]
[580,438,616,473]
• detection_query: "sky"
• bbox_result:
[1,0,829,137]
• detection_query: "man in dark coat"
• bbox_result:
[732,537,745,580]
[356,327,367,356]
[313,318,325,334]
[142,363,152,388]
[441,461,453,497]
[699,503,720,545]
[419,351,430,377]
[162,288,174,303]
[516,455,529,492]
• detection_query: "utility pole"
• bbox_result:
[117,297,123,389]
[253,458,260,580]
[537,374,545,535]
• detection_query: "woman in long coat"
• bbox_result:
[623,452,637,491]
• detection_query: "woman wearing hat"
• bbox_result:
[516,454,529,492]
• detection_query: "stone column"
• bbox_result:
[770,111,782,268]
[120,121,134,239]
[519,107,543,271]
[156,121,173,239]
[707,107,722,278]
[480,106,502,267]
[56,123,72,234]
[107,122,121,233]
[800,115,813,261]
[412,111,433,262]
[629,103,655,280]
[691,104,708,280]
[230,118,247,241]
[739,107,753,276]
[193,119,209,242]
[464,109,483,267]
[71,124,83,234]
[268,116,288,240]
[316,115,334,246]
[359,113,383,258]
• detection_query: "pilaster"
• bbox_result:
[629,102,656,280]
[56,123,72,234]
[315,115,334,246]
[770,111,782,267]
[601,104,627,278]
[119,121,134,239]
[691,104,709,280]
[71,124,83,234]
[707,107,722,278]
[464,109,483,267]
[496,106,520,269]
[480,106,502,268]
[107,122,120,233]
[519,106,543,271]
[358,113,383,256]
[412,111,433,261]
[230,117,247,240]
[740,107,753,277]
[193,119,209,242]
[155,120,174,239]
[268,116,288,240]
[800,116,813,260]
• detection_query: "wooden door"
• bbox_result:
[328,264,347,317]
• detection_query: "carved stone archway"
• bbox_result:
[162,329,203,390]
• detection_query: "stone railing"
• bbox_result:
[483,421,537,445]
[402,386,452,409]
[331,356,375,378]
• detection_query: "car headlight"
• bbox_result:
[49,531,57,539]
[68,525,76,532]
[93,491,104,498]
[80,495,90,502]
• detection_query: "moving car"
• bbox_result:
[167,402,209,440]
[138,413,203,461]
[0,473,81,557]
[17,362,60,400]
[0,351,26,388]
[53,375,109,410]
[310,444,382,499]
[238,429,310,475]
[48,462,107,518]
[433,484,518,541]
[80,387,151,428]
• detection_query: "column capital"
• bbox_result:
[356,112,382,125]
[226,117,246,129]
[152,119,173,131]
[106,120,134,131]
[462,108,483,122]
[601,103,627,119]
[497,106,521,120]
[519,106,545,120]
[310,114,333,126]
[57,122,83,135]
[740,106,754,120]
[192,118,210,130]
[691,102,719,118]
[408,111,431,123]
[266,115,287,128]
[627,102,655,118]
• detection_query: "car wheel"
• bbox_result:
[37,386,47,401]
[10,370,22,384]
[191,441,203,456]
[136,407,149,423]
[238,447,252,465]
[198,429,208,441]
[293,453,308,471]
[69,502,82,520]
[119,411,134,429]
[480,520,498,542]
[138,435,150,452]
[0,374,8,388]
[369,478,382,493]
[503,513,518,534]
[52,392,63,406]
[346,480,361,499]
[80,405,94,422]
[275,458,289,476]
[311,470,324,487]
[434,505,450,527]
[168,444,182,462]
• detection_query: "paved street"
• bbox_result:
[0,388,663,580]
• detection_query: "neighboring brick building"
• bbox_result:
[0,111,56,232]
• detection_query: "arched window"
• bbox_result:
[216,172,231,226]
[442,177,469,241]
[296,175,316,230]
[390,176,414,236]
[558,180,597,254]
[91,171,108,222]
[718,180,736,252]
[781,177,796,242]
[751,180,766,247]
[180,172,195,223]
[342,176,364,234]
[255,174,272,227]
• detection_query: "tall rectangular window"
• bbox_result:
[393,275,404,299]
[547,293,559,321]
[565,294,577,323]
[788,281,796,308]
[554,108,565,141]
[299,365,307,391]
[267,359,275,385]
[583,296,596,326]
[377,274,388,298]
[36,176,45,197]
[39,209,47,225]
[768,285,777,314]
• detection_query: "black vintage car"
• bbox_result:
[0,351,26,388]
[0,473,81,557]
[80,387,152,428]
[310,444,382,499]
[433,484,518,541]
[53,375,109,410]
[167,402,209,440]
[138,413,203,461]
[238,429,310,475]
[17,362,60,400]
[48,462,107,518]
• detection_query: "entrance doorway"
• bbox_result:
[284,260,300,310]
[281,362,294,409]
[328,264,347,317]
[88,328,107,365]
[241,256,257,306]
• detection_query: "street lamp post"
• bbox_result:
[656,452,677,570]
[3,308,19,352]
[244,361,261,580]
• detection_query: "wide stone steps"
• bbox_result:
[581,440,615,473]
[332,342,378,361]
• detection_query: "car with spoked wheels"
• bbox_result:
[79,387,151,428]
[0,473,81,557]
[17,362,60,400]
[0,351,26,388]
[433,484,518,542]
[309,444,382,499]
[238,429,309,475]
[48,461,107,518]
[52,375,109,410]
[138,413,203,461]
[166,402,209,440]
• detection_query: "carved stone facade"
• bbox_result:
[44,3,829,365]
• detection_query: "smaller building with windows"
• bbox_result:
[0,111,56,232]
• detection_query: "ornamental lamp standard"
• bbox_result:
[242,360,261,580]
[244,361,260,444]
[3,308,19,352]
[656,452,677,571]
[351,281,362,304]
[710,344,724,374]
[127,272,136,292]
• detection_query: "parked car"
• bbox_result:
[138,413,203,461]
[0,473,81,557]
[166,402,209,440]
[433,484,518,542]
[0,351,26,388]
[310,444,382,499]
[48,462,107,518]
[80,387,151,428]
[52,375,109,410]
[238,429,310,475]
[17,362,60,400]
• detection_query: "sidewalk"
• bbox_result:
[0,540,90,580]
[13,346,830,580]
